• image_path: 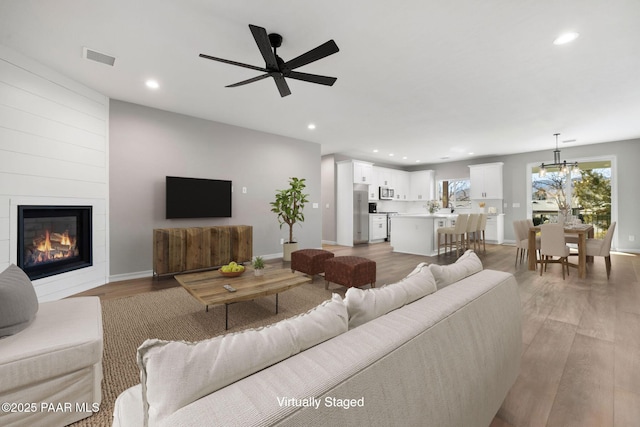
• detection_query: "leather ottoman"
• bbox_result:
[291,249,335,281]
[324,256,376,290]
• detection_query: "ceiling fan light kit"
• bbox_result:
[199,24,339,97]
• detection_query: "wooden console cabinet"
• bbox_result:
[153,225,252,277]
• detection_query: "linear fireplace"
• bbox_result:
[17,206,92,280]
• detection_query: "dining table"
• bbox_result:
[528,223,594,279]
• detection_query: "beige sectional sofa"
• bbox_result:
[113,251,521,427]
[0,265,103,427]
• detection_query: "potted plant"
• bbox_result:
[270,177,309,261]
[252,256,265,276]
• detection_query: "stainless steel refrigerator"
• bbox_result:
[353,184,369,244]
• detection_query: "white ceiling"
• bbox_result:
[2,0,640,166]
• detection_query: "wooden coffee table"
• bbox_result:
[175,267,312,329]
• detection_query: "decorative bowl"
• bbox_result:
[219,269,244,277]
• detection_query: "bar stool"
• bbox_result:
[476,213,487,253]
[465,214,479,252]
[437,214,469,257]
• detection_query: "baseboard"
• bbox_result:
[261,253,284,261]
[109,270,153,283]
[322,240,337,245]
[614,248,640,254]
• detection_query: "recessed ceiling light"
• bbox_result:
[402,156,408,160]
[553,32,579,45]
[373,149,379,153]
[415,160,421,163]
[389,153,394,157]
[468,152,474,155]
[145,79,159,89]
[307,123,316,130]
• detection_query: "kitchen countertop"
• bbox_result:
[393,213,458,218]
[393,212,504,218]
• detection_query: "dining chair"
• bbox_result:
[539,223,570,279]
[585,222,616,279]
[512,220,528,266]
[437,214,469,257]
[513,219,539,267]
[465,214,479,252]
[476,214,487,253]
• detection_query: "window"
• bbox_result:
[438,179,471,209]
[531,160,612,238]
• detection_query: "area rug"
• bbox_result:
[71,281,333,426]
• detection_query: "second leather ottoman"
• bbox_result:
[324,256,376,290]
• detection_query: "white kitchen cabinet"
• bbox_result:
[372,166,410,200]
[353,161,374,184]
[369,167,379,200]
[410,170,435,201]
[394,170,410,200]
[369,214,387,242]
[375,167,393,187]
[484,214,504,244]
[469,162,503,199]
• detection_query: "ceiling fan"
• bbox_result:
[199,24,339,97]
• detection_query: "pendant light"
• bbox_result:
[539,133,579,177]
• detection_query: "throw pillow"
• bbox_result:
[396,263,438,304]
[344,284,408,329]
[405,262,429,278]
[137,293,347,426]
[344,265,437,329]
[429,250,483,289]
[0,264,39,337]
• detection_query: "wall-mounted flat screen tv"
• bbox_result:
[166,176,232,219]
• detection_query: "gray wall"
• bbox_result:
[321,155,337,244]
[109,100,322,277]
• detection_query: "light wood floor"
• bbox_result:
[76,242,640,427]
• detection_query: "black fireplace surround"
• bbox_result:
[17,205,92,280]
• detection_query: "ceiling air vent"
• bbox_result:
[83,47,116,66]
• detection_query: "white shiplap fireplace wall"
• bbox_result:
[0,44,109,301]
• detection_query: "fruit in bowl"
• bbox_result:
[219,261,245,277]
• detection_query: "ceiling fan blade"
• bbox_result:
[272,74,291,97]
[199,54,267,73]
[287,71,337,86]
[284,40,339,71]
[225,74,270,88]
[249,24,278,70]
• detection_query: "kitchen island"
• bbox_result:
[391,212,505,256]
[390,213,457,256]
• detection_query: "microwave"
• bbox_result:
[379,187,395,200]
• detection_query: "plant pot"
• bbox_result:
[254,269,264,277]
[282,242,298,262]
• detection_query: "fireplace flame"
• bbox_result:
[30,229,77,265]
[36,230,52,256]
[60,232,72,246]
